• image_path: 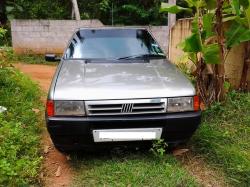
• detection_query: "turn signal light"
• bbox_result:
[46,100,54,117]
[193,96,200,111]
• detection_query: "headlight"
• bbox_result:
[54,101,85,116]
[167,97,198,112]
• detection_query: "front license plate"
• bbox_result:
[93,128,162,142]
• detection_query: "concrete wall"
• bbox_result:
[11,19,169,54]
[168,18,249,89]
[168,18,192,64]
[11,19,104,54]
[147,26,169,52]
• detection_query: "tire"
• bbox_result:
[54,145,73,154]
[167,142,180,151]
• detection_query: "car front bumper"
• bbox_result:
[46,111,201,150]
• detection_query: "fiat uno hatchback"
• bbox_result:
[45,28,201,152]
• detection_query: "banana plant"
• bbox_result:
[161,0,221,104]
[223,0,250,90]
[222,1,250,48]
[160,0,250,104]
[161,0,226,64]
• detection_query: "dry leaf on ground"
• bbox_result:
[43,146,50,154]
[173,148,189,156]
[32,108,40,113]
[66,155,71,161]
[55,166,62,177]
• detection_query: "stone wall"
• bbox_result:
[11,19,169,54]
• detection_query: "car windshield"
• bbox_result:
[64,29,165,61]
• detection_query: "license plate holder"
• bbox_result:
[93,128,162,142]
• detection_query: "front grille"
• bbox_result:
[85,98,167,116]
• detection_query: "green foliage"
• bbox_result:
[119,4,150,24]
[176,59,196,84]
[150,139,168,156]
[1,0,167,45]
[0,116,41,185]
[226,22,250,48]
[224,81,231,91]
[202,43,220,64]
[73,151,198,186]
[204,0,216,10]
[160,3,192,14]
[160,0,250,104]
[0,47,55,65]
[161,1,221,65]
[160,0,250,65]
[176,0,194,18]
[202,13,215,38]
[5,1,24,20]
[0,58,43,185]
[223,0,250,48]
[4,0,167,26]
[239,0,249,9]
[0,27,7,46]
[6,0,71,20]
[232,0,240,16]
[181,33,202,53]
[227,2,250,45]
[246,5,250,26]
[0,28,7,39]
[192,91,250,185]
[110,0,166,25]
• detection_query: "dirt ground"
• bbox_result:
[15,63,73,187]
[15,63,227,187]
[178,152,227,187]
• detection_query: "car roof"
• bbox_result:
[78,27,148,31]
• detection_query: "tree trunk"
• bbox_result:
[215,0,226,101]
[71,0,81,20]
[239,41,250,91]
[196,56,217,106]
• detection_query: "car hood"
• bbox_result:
[53,59,195,100]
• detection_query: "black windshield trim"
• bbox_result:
[117,54,166,60]
[64,58,149,63]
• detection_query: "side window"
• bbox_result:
[65,33,83,59]
[65,43,74,59]
[151,43,164,55]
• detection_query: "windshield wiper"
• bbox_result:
[117,54,166,60]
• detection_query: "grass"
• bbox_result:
[72,91,250,186]
[0,47,58,65]
[72,150,198,187]
[191,91,250,186]
[0,57,43,185]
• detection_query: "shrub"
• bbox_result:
[0,66,43,185]
[0,27,8,46]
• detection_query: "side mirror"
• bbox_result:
[45,54,61,62]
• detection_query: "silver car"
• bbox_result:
[45,28,201,152]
